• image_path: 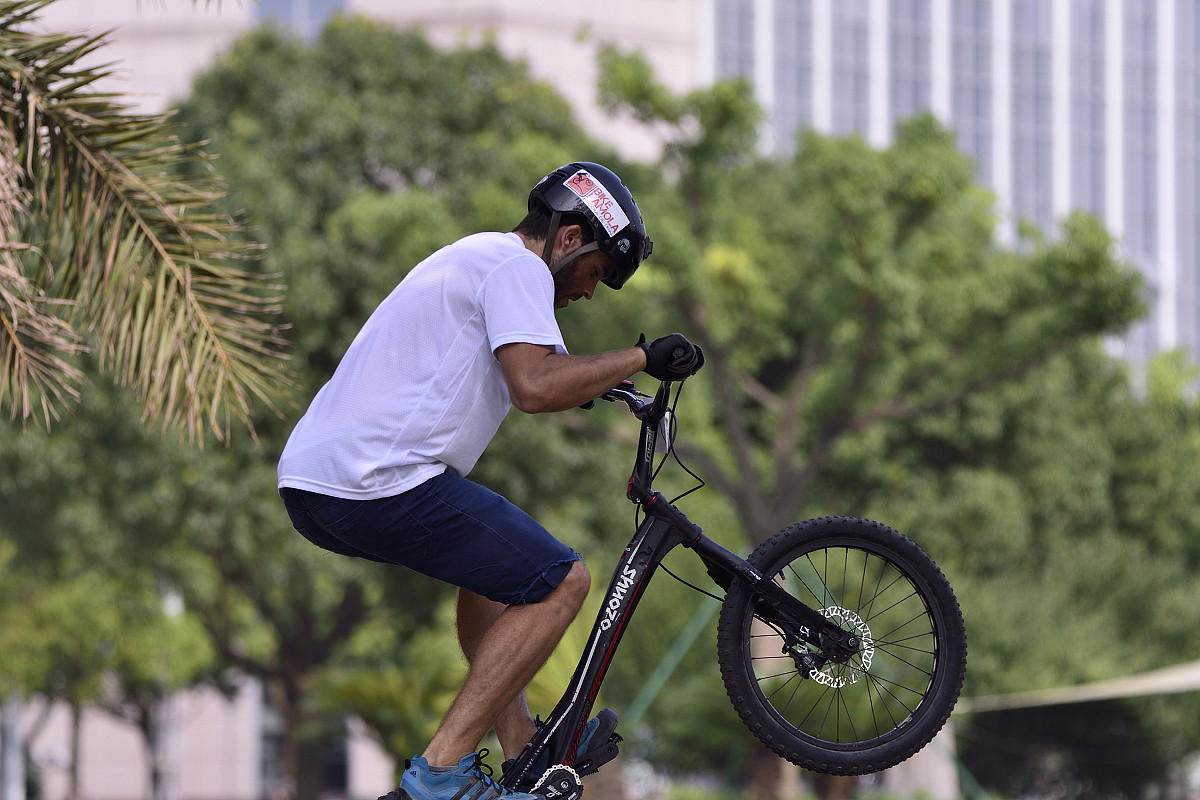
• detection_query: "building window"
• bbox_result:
[716,0,756,80]
[1178,0,1200,353]
[256,0,344,38]
[1070,0,1105,215]
[831,0,871,136]
[951,0,992,184]
[1011,0,1053,229]
[891,0,931,126]
[775,0,814,149]
[1123,0,1157,261]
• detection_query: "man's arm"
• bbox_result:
[495,342,648,414]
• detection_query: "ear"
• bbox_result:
[557,223,585,252]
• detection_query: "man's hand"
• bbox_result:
[638,333,705,381]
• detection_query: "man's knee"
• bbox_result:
[557,560,591,607]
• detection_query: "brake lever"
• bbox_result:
[599,380,641,402]
[582,381,638,410]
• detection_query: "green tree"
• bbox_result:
[0,377,218,800]
[589,48,1200,796]
[869,344,1200,690]
[158,18,634,800]
[929,347,1200,797]
[0,0,288,440]
[599,48,1144,548]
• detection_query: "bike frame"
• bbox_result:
[500,380,856,789]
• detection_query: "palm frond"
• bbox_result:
[1,0,290,442]
[0,119,87,426]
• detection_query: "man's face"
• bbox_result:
[551,247,615,310]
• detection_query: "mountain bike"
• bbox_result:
[502,377,967,798]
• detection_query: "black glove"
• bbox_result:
[637,333,705,381]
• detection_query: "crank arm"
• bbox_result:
[573,738,621,776]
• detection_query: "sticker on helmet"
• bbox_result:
[564,169,630,237]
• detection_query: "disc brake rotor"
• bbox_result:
[809,606,875,688]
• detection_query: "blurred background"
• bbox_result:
[2,3,1200,800]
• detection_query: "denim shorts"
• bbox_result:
[280,472,580,605]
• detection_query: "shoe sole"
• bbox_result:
[394,776,510,800]
[580,708,618,754]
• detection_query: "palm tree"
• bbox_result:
[0,0,289,442]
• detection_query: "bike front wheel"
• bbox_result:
[716,516,966,775]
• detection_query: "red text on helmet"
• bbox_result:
[565,169,630,236]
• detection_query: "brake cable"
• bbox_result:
[632,379,723,601]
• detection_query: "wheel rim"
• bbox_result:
[742,541,945,750]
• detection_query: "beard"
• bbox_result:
[550,251,586,306]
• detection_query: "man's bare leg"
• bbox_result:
[455,588,537,758]
[422,561,590,767]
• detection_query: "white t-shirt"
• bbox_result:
[277,232,566,500]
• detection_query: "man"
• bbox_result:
[278,162,704,800]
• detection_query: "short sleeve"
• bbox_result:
[479,253,567,355]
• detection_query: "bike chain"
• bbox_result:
[531,764,584,800]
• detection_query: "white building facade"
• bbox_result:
[713,0,1200,363]
[7,681,392,800]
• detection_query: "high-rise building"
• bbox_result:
[369,0,1199,365]
[716,0,1199,364]
[32,0,344,115]
[33,0,254,113]
[256,0,345,39]
[349,0,715,163]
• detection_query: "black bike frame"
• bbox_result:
[500,381,853,789]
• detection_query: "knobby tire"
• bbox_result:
[716,516,967,776]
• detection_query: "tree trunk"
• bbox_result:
[1,694,25,800]
[270,677,326,800]
[581,754,625,800]
[145,696,180,800]
[292,736,325,800]
[812,774,857,800]
[67,703,81,800]
[740,748,802,800]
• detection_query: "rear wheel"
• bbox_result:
[717,517,966,775]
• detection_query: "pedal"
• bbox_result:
[532,765,584,800]
[572,738,620,777]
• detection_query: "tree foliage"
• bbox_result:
[600,48,1145,546]
[595,47,1200,795]
[156,17,633,800]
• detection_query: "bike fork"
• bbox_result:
[689,532,861,661]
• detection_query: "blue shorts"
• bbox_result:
[280,472,580,605]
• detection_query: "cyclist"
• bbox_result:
[277,162,704,800]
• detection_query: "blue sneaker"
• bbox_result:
[386,750,538,800]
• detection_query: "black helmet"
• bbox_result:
[528,162,652,289]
